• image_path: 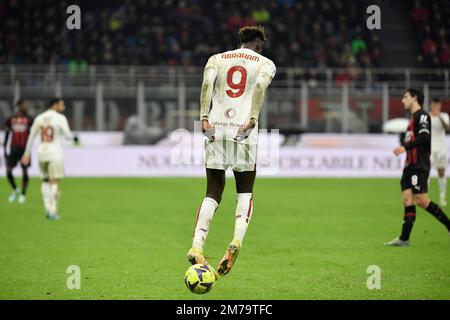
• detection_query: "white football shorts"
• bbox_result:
[431,151,447,169]
[39,160,65,180]
[205,139,256,172]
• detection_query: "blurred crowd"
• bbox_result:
[411,0,450,68]
[1,0,383,68]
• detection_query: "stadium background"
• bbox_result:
[1,0,450,299]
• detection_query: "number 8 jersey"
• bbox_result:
[25,109,73,162]
[204,48,276,145]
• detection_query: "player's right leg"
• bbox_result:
[6,164,20,203]
[38,161,61,220]
[385,170,416,247]
[187,168,225,274]
[46,161,64,220]
[39,162,53,217]
[217,169,256,276]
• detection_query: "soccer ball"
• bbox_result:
[184,264,216,294]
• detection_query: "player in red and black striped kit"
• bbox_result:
[386,88,450,246]
[4,99,33,204]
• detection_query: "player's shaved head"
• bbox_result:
[239,26,267,53]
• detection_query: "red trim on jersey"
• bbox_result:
[407,116,419,165]
[412,144,418,164]
[245,194,253,223]
[406,118,413,165]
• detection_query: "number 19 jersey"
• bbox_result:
[30,109,73,162]
[206,48,276,145]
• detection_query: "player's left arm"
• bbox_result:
[395,114,431,155]
[235,61,276,141]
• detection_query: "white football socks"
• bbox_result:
[439,176,447,198]
[41,182,52,213]
[49,183,60,215]
[233,193,253,244]
[192,197,219,251]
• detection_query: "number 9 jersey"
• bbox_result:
[204,48,276,145]
[25,109,73,162]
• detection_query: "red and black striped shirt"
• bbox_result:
[403,109,431,172]
[5,112,34,149]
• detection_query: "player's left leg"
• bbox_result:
[217,169,256,276]
[18,163,30,204]
[188,168,225,272]
[437,167,447,207]
[414,193,450,234]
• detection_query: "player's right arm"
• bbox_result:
[21,118,40,165]
[199,55,218,141]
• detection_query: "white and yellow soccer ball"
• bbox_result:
[184,264,216,294]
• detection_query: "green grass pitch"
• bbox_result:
[1,177,449,300]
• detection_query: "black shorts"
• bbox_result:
[6,148,29,168]
[401,169,429,194]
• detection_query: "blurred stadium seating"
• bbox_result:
[1,0,383,68]
[409,0,450,68]
[0,0,449,138]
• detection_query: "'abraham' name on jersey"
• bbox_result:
[221,52,260,62]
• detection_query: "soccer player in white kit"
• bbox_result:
[21,98,74,220]
[430,98,450,206]
[187,26,276,277]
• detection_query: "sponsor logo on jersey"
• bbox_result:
[224,108,236,119]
